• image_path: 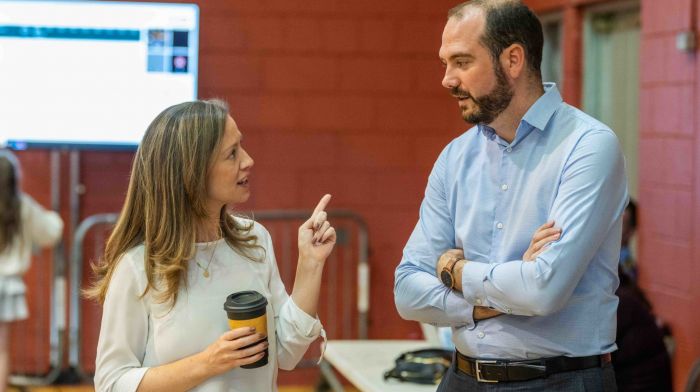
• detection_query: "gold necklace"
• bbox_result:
[195,239,219,278]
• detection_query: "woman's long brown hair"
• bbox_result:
[0,150,21,253]
[84,99,263,306]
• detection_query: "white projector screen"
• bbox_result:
[0,0,199,150]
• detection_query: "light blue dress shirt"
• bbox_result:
[395,84,628,360]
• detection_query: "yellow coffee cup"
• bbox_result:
[224,290,268,369]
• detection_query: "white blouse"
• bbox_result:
[94,220,323,392]
[0,193,63,277]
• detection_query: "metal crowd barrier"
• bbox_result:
[67,209,369,378]
[68,213,119,380]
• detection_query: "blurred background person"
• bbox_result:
[0,149,63,392]
[613,199,673,392]
[619,199,637,282]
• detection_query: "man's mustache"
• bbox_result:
[450,87,472,100]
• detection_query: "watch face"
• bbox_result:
[441,270,453,288]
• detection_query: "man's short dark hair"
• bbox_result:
[448,0,544,79]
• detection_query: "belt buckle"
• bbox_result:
[475,359,499,383]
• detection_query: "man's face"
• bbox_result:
[439,8,514,125]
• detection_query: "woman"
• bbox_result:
[0,150,64,392]
[86,99,335,392]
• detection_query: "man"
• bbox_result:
[394,1,628,391]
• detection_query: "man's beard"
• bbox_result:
[452,63,513,125]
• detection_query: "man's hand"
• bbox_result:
[474,306,502,320]
[436,249,504,321]
[436,249,464,277]
[522,221,561,261]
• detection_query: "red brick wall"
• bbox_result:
[638,0,700,390]
[13,0,467,382]
[526,0,700,389]
[19,1,700,389]
[194,0,467,340]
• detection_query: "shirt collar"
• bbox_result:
[522,82,562,132]
[477,123,497,141]
[476,83,563,143]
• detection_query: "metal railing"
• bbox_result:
[67,209,369,377]
[68,213,119,380]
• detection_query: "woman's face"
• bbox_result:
[205,115,254,215]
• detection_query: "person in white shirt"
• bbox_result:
[0,149,64,392]
[85,99,336,392]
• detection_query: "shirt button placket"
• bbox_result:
[491,145,509,261]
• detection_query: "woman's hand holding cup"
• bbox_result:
[200,327,268,376]
[298,194,336,265]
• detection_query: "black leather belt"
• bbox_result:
[455,350,612,383]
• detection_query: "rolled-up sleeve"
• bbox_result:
[460,129,628,316]
[275,297,323,370]
[94,256,150,392]
[394,146,475,329]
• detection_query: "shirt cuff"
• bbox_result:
[444,290,475,329]
[286,298,323,338]
[114,367,149,392]
[460,261,491,307]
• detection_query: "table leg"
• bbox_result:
[319,360,345,392]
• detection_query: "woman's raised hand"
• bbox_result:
[298,194,336,264]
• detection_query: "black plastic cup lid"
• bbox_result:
[224,290,267,313]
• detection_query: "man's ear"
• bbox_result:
[500,43,526,79]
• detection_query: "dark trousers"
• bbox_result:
[437,359,617,392]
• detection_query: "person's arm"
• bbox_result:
[436,222,563,318]
[394,147,477,328]
[456,130,628,316]
[95,255,266,392]
[23,193,63,248]
[266,195,334,370]
[290,194,335,317]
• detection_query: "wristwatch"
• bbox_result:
[440,258,459,289]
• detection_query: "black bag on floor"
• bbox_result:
[383,348,453,385]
